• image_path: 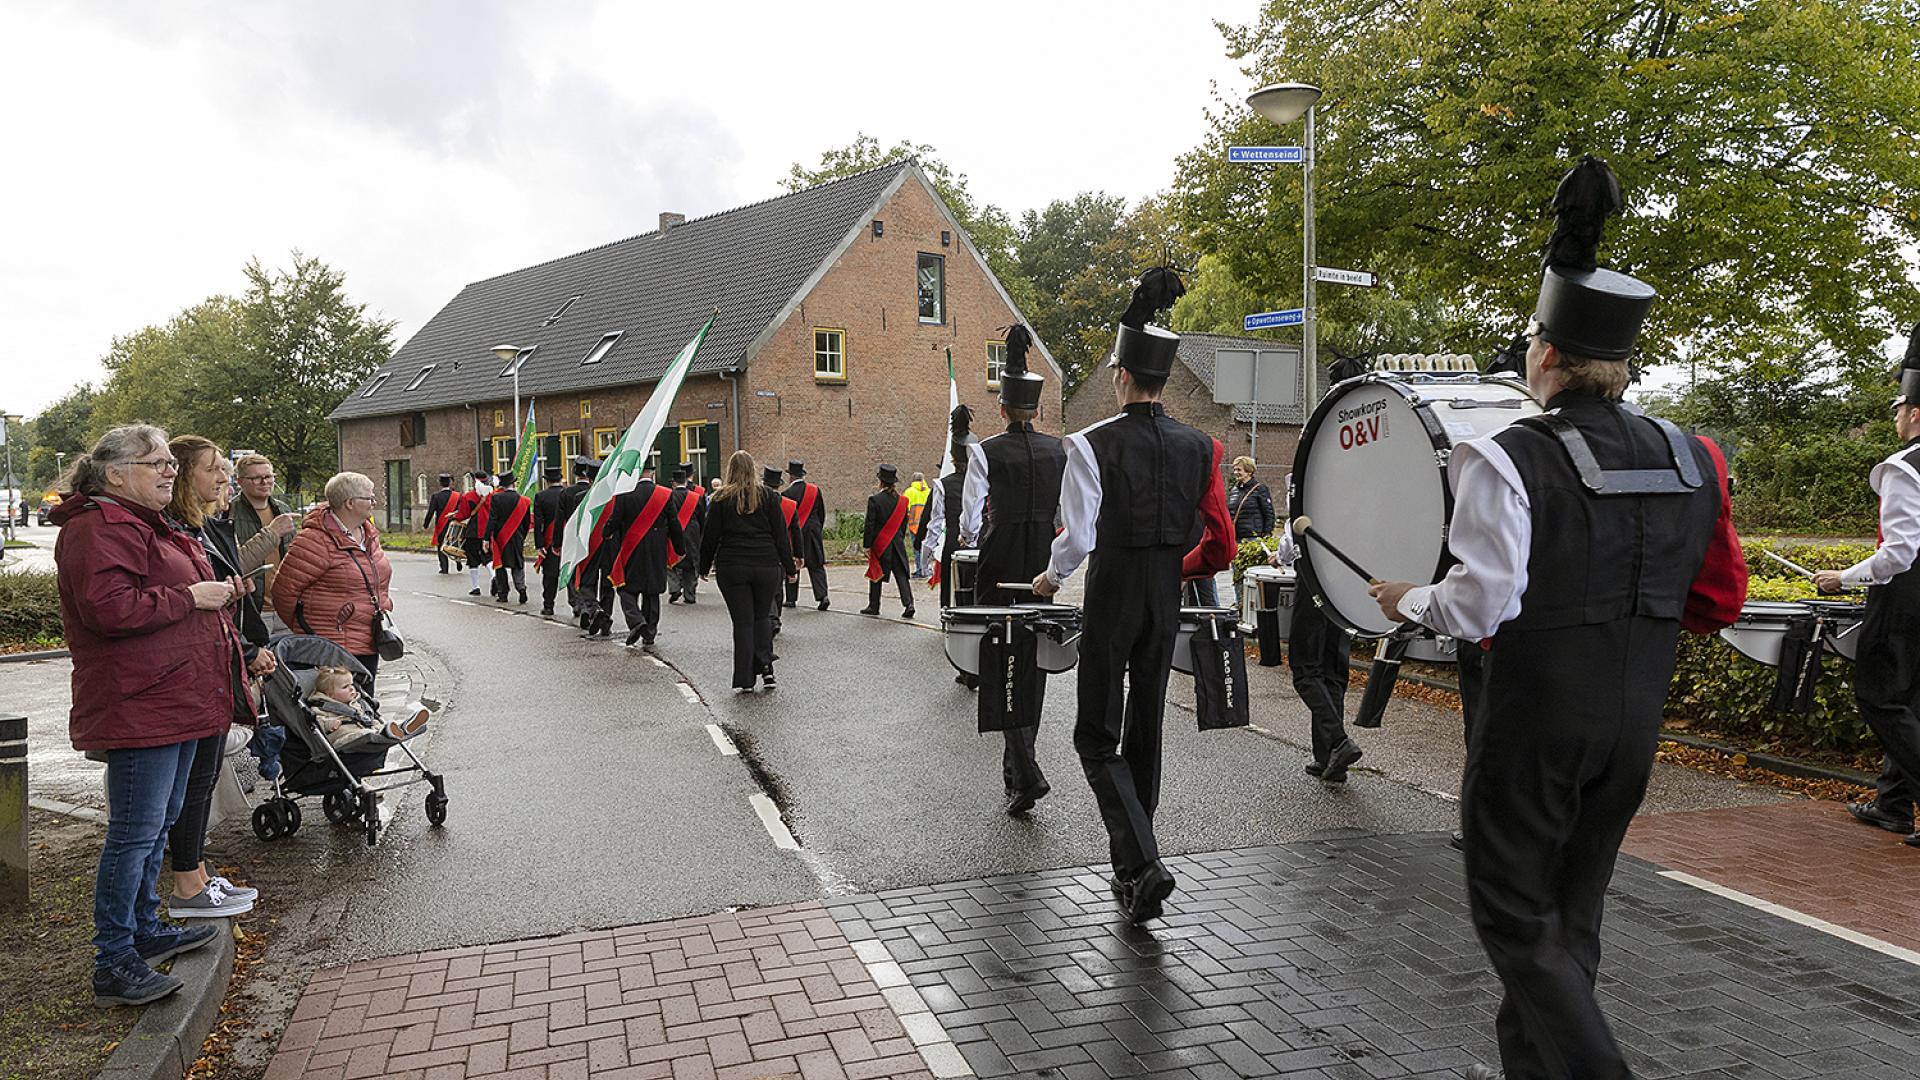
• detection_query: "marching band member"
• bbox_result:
[782,460,830,610]
[531,463,567,617]
[1367,158,1746,1079]
[763,465,797,637]
[860,464,916,619]
[1817,321,1920,850]
[480,471,531,605]
[961,325,1065,815]
[666,465,707,606]
[1034,269,1234,923]
[556,456,598,624]
[602,462,688,649]
[455,469,492,596]
[425,473,457,574]
[1272,482,1363,783]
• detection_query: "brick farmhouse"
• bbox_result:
[329,161,1059,528]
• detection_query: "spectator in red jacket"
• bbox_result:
[270,471,395,677]
[53,424,249,1008]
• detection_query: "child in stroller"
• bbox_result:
[245,635,447,846]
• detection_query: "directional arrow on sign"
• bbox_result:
[1314,267,1377,287]
[1243,309,1305,331]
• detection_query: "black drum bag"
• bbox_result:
[1768,615,1823,714]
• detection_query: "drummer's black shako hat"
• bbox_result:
[1900,320,1920,406]
[1108,267,1186,379]
[998,324,1046,410]
[1531,156,1655,362]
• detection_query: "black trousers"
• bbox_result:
[437,547,451,573]
[617,588,662,643]
[1855,576,1920,819]
[491,564,526,597]
[718,564,781,688]
[166,731,226,874]
[1464,616,1677,1079]
[670,558,700,601]
[867,563,913,613]
[1073,546,1183,879]
[786,559,829,605]
[540,555,563,611]
[579,568,613,629]
[1288,597,1353,765]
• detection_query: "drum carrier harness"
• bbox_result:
[1517,402,1703,496]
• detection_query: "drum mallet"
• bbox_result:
[1291,516,1380,585]
[1763,549,1816,580]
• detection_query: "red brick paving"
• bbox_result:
[266,901,937,1080]
[1623,798,1920,954]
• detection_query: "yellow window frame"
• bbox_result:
[593,427,618,457]
[490,436,515,474]
[560,429,582,461]
[813,327,846,383]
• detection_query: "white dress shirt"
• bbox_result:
[960,441,989,546]
[1043,421,1113,589]
[923,479,946,558]
[1395,437,1532,642]
[1842,446,1920,587]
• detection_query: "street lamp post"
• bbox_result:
[1246,82,1324,406]
[0,414,20,540]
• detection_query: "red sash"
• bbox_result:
[450,490,478,522]
[780,495,797,526]
[794,483,819,530]
[666,486,704,567]
[475,493,492,536]
[575,510,615,589]
[927,556,941,589]
[490,495,531,568]
[608,485,675,589]
[866,492,909,582]
[431,499,452,545]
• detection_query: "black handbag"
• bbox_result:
[346,546,405,662]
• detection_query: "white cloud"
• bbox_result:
[2,0,1252,416]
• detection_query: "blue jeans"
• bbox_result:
[1187,575,1220,607]
[94,741,197,966]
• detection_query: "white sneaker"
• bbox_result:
[208,875,258,904]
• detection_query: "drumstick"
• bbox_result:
[1292,516,1380,585]
[1763,549,1817,580]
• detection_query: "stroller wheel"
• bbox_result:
[323,789,360,825]
[280,798,303,835]
[361,790,382,847]
[251,803,283,841]
[425,792,448,826]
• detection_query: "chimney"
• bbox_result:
[659,212,686,232]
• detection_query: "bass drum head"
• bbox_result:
[1297,380,1447,636]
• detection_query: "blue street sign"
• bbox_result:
[1243,309,1305,331]
[1228,146,1304,164]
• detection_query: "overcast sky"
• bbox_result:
[2,1,1259,416]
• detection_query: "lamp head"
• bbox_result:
[490,344,521,363]
[1247,82,1322,126]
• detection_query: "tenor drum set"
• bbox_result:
[1720,598,1865,664]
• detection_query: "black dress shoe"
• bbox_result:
[1108,874,1131,900]
[860,606,880,616]
[1005,783,1050,816]
[468,588,482,596]
[1303,761,1325,778]
[1322,739,1364,783]
[1449,830,1465,852]
[518,589,528,604]
[626,626,644,647]
[1905,832,1920,848]
[668,593,681,604]
[783,600,797,608]
[1848,801,1915,834]
[817,600,829,611]
[1126,861,1176,924]
[902,607,915,619]
[541,606,554,617]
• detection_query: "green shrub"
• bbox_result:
[0,569,64,646]
[1664,571,1874,753]
[1740,538,1875,581]
[1232,532,1283,583]
[1731,429,1894,534]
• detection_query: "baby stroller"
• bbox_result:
[247,635,448,847]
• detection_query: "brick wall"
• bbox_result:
[1060,361,1302,491]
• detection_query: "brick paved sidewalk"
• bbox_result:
[271,827,1920,1080]
[1624,798,1920,955]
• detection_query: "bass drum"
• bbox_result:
[1295,373,1541,637]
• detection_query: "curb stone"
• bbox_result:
[0,647,69,663]
[97,922,236,1080]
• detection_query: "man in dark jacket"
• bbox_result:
[481,472,532,604]
[602,466,689,648]
[556,456,597,623]
[231,453,294,565]
[861,465,915,618]
[782,460,829,610]
[425,472,457,574]
[531,464,567,616]
[666,465,707,605]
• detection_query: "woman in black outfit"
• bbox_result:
[1226,455,1275,607]
[699,451,797,691]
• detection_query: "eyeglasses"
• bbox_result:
[241,473,275,482]
[125,459,180,474]
[348,495,376,504]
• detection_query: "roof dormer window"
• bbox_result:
[499,348,534,377]
[543,294,582,327]
[580,332,623,365]
[360,373,391,398]
[404,364,436,391]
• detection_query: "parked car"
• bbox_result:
[37,492,60,526]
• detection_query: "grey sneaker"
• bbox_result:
[169,883,254,919]
[208,875,258,904]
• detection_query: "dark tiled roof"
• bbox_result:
[1174,332,1328,425]
[330,162,913,421]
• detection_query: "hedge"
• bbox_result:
[0,569,63,647]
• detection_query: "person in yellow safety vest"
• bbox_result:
[905,472,932,578]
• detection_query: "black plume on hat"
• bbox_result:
[1543,156,1623,273]
[950,404,973,442]
[1486,332,1530,377]
[1906,320,1920,366]
[1004,325,1034,378]
[1899,320,1920,404]
[1119,267,1186,330]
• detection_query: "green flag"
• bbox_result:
[510,403,541,497]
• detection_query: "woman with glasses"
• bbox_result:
[52,425,249,1006]
[270,471,395,678]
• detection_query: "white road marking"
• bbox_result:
[449,599,481,608]
[850,942,974,1077]
[677,683,701,705]
[1659,869,1920,967]
[706,724,738,756]
[748,793,799,850]
[645,654,668,667]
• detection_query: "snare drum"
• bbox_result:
[941,606,1036,676]
[1805,600,1866,662]
[950,549,980,608]
[1171,607,1240,676]
[1295,373,1542,637]
[1239,565,1296,637]
[1719,601,1812,666]
[1403,633,1458,664]
[1015,603,1082,673]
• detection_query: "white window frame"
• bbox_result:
[917,253,945,324]
[581,332,623,366]
[542,294,583,327]
[813,328,846,382]
[498,347,534,378]
[360,373,391,397]
[404,364,436,391]
[986,341,1006,389]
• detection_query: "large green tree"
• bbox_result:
[783,135,1036,321]
[22,385,96,490]
[1176,1,1920,375]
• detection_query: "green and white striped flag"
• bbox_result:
[558,314,717,583]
